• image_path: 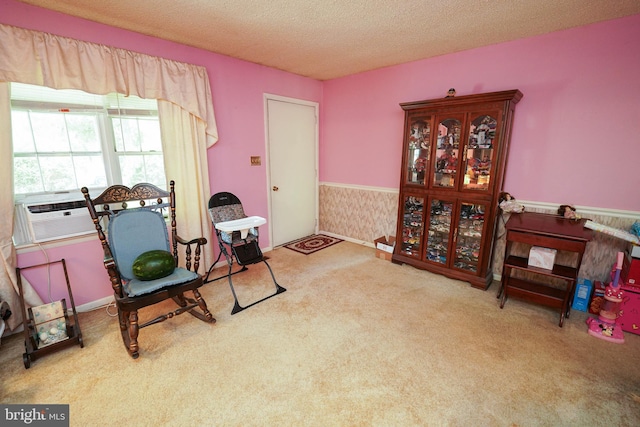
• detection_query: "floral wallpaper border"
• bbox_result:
[319,183,639,283]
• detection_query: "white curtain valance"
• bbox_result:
[0,24,217,331]
[0,23,218,147]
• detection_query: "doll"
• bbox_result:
[558,204,580,220]
[499,192,524,213]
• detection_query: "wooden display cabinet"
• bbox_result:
[392,90,523,289]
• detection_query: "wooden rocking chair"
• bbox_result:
[82,181,215,359]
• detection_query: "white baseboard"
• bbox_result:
[76,295,114,312]
[318,230,376,248]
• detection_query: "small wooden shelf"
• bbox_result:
[504,255,577,281]
[503,277,566,309]
[499,212,593,327]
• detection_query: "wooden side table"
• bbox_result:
[499,212,593,327]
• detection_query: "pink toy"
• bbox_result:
[587,252,625,343]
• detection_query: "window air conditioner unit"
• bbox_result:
[20,200,95,243]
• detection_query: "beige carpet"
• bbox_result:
[1,242,639,426]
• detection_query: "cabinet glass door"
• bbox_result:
[405,117,431,185]
[463,114,498,191]
[453,201,487,272]
[425,198,454,264]
[433,117,462,188]
[400,195,424,258]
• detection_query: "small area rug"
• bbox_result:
[284,234,343,255]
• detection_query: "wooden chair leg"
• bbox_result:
[193,288,215,322]
[174,293,187,307]
[127,310,140,359]
[118,309,128,331]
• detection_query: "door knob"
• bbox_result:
[272,186,279,191]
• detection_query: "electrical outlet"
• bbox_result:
[250,156,261,166]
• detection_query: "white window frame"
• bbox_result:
[11,83,165,205]
[10,84,166,246]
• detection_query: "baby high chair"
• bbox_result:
[205,192,286,314]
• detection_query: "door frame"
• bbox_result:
[263,93,319,248]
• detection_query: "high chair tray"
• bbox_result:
[215,216,266,238]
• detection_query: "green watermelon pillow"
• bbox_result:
[132,250,176,281]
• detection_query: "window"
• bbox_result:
[11,83,166,201]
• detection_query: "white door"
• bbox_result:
[266,95,318,247]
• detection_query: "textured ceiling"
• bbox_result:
[15,0,640,80]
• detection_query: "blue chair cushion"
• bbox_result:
[123,267,199,297]
[108,209,171,281]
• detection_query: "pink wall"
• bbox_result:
[1,0,323,223]
[3,0,639,308]
[321,14,640,212]
[16,241,106,306]
[2,0,322,306]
